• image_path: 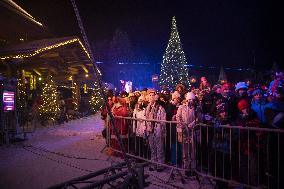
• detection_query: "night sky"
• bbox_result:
[15,0,283,70]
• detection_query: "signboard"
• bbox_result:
[3,91,15,111]
[152,75,159,82]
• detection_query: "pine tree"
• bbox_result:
[89,80,104,113]
[38,75,60,122]
[160,16,190,89]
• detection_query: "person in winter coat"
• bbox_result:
[236,99,262,186]
[220,82,238,124]
[101,95,114,143]
[164,91,181,165]
[108,96,130,156]
[132,96,147,157]
[175,84,187,99]
[176,92,197,176]
[235,82,249,100]
[251,89,276,125]
[145,89,167,171]
[201,92,215,124]
[266,86,284,128]
[199,76,211,91]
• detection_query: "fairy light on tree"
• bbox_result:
[89,80,104,113]
[17,77,28,126]
[17,77,27,110]
[72,82,79,111]
[38,75,60,122]
[160,16,190,89]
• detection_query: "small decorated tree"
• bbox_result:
[72,82,79,111]
[17,77,27,125]
[38,75,60,123]
[89,80,104,113]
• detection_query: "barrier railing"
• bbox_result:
[105,116,283,189]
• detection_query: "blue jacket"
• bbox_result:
[251,100,276,124]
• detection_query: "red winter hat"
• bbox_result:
[237,99,250,111]
[222,82,234,91]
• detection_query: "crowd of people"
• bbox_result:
[101,71,284,187]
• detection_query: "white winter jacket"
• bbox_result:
[145,102,166,134]
[176,103,196,132]
[132,108,146,137]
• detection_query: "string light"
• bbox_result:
[72,82,79,111]
[160,16,191,89]
[17,78,27,110]
[38,75,60,121]
[0,38,90,60]
[89,80,104,112]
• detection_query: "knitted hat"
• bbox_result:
[252,89,263,96]
[222,82,234,91]
[237,99,250,111]
[235,82,248,91]
[185,92,195,100]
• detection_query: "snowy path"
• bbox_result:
[0,114,212,189]
[0,114,119,189]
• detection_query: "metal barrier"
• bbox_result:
[196,123,284,189]
[105,116,284,189]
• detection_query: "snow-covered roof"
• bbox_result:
[0,36,90,60]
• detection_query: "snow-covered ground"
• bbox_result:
[0,114,213,189]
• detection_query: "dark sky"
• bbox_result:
[15,0,283,69]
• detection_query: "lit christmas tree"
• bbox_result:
[17,77,27,125]
[38,75,60,122]
[160,16,190,89]
[17,78,27,111]
[89,80,104,113]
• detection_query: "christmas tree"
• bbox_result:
[17,78,27,111]
[160,16,190,89]
[17,77,27,125]
[89,80,104,113]
[38,75,60,122]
